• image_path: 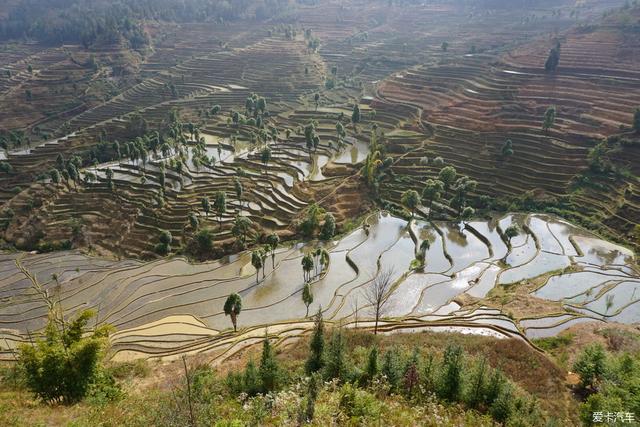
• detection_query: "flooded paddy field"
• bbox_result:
[0,212,636,362]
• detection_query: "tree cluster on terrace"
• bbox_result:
[298,202,336,241]
[571,133,639,192]
[46,153,83,192]
[229,94,274,141]
[90,108,215,186]
[362,128,393,197]
[397,163,477,224]
[0,129,29,150]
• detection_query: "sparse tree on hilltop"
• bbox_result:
[156,230,172,255]
[50,168,61,187]
[318,248,330,276]
[504,225,519,246]
[260,146,272,171]
[461,206,475,224]
[233,178,243,212]
[257,97,267,115]
[0,162,13,174]
[188,212,198,231]
[320,213,336,240]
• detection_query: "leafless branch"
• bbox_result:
[363,268,395,334]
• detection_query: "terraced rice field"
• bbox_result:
[0,0,638,367]
[2,96,373,256]
[2,0,636,249]
[1,212,636,363]
[376,12,640,244]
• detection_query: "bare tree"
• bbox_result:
[364,268,395,335]
[181,355,196,427]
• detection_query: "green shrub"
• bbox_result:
[533,334,573,351]
[320,213,336,240]
[578,350,640,426]
[489,384,513,424]
[154,242,169,255]
[108,359,150,380]
[339,383,381,420]
[85,369,124,405]
[18,309,115,404]
[573,344,607,390]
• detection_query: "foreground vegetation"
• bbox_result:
[2,309,639,426]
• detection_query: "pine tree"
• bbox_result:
[382,347,403,391]
[422,352,437,394]
[259,336,280,393]
[243,359,261,396]
[305,308,325,374]
[438,344,463,401]
[304,373,320,422]
[465,357,487,408]
[490,385,514,424]
[362,346,379,385]
[485,368,505,406]
[324,329,347,381]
